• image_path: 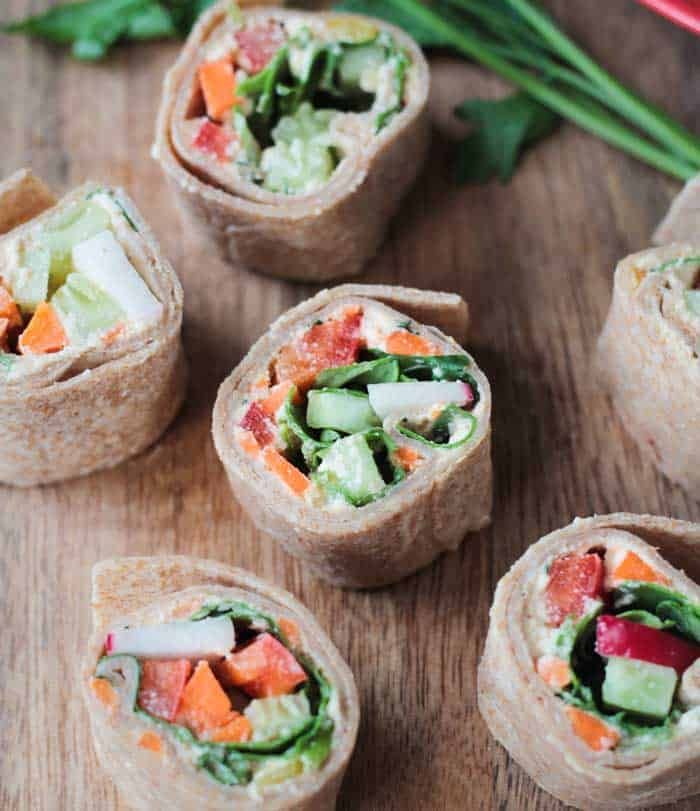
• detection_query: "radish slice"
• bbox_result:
[105,616,234,660]
[72,230,163,324]
[367,381,473,420]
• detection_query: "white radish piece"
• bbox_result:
[105,616,234,660]
[72,230,163,324]
[367,381,473,420]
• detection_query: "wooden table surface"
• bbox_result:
[2,2,699,809]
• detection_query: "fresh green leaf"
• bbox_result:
[613,582,700,645]
[314,356,400,388]
[455,91,559,183]
[2,0,216,59]
[397,403,476,449]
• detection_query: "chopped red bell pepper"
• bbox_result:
[274,308,363,390]
[240,401,274,447]
[192,120,234,162]
[137,659,192,721]
[216,632,307,698]
[545,552,604,627]
[596,614,700,675]
[235,22,286,74]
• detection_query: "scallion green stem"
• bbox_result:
[503,0,700,167]
[391,0,697,180]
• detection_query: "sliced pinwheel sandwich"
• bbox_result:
[153,2,430,281]
[213,284,492,588]
[83,556,359,811]
[597,244,700,494]
[0,169,185,486]
[479,513,700,810]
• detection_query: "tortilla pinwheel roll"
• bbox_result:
[479,513,700,810]
[82,556,359,811]
[153,2,430,282]
[213,284,492,588]
[0,169,185,486]
[597,244,700,493]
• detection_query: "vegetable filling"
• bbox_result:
[533,547,700,751]
[235,307,483,508]
[186,7,411,195]
[0,190,162,372]
[91,601,334,789]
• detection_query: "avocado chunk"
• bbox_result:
[602,656,677,720]
[315,433,385,504]
[306,389,380,434]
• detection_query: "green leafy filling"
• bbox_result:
[96,600,334,787]
[397,403,476,449]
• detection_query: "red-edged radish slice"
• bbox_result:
[105,616,234,660]
[367,381,473,420]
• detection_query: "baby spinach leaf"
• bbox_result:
[397,404,476,449]
[314,356,400,388]
[455,91,559,184]
[613,582,700,645]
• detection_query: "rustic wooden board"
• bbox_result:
[1,2,699,809]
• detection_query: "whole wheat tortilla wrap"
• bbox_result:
[82,556,359,811]
[479,513,700,810]
[596,243,700,493]
[212,284,492,588]
[654,174,700,244]
[152,2,430,282]
[0,169,186,487]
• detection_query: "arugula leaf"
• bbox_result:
[1,0,216,60]
[455,91,559,183]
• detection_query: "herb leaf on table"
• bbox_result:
[455,91,559,183]
[1,0,215,60]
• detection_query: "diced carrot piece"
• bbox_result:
[385,330,439,356]
[137,731,163,753]
[203,712,253,743]
[565,706,620,751]
[536,655,571,690]
[18,302,67,355]
[90,677,119,711]
[263,448,310,496]
[198,58,239,122]
[278,617,301,648]
[138,659,192,722]
[102,322,125,347]
[217,633,307,698]
[238,429,261,458]
[613,551,669,585]
[274,308,363,391]
[177,660,233,735]
[240,401,274,446]
[0,285,22,332]
[261,381,296,418]
[394,446,422,473]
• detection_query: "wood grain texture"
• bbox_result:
[0,2,698,809]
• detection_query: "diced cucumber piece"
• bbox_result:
[307,389,380,434]
[685,290,700,317]
[95,654,141,708]
[338,43,386,91]
[244,693,311,742]
[253,756,303,787]
[12,245,50,314]
[315,433,385,503]
[261,140,334,195]
[42,202,112,289]
[272,103,335,147]
[602,656,677,720]
[71,230,162,324]
[51,272,124,344]
[233,111,261,167]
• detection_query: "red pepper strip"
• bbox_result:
[596,614,700,675]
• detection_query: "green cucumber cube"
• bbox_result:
[51,272,124,344]
[602,656,677,720]
[12,245,50,314]
[316,433,385,503]
[307,389,380,434]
